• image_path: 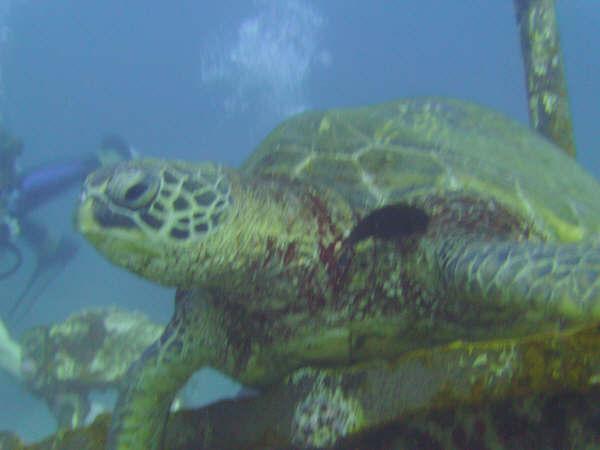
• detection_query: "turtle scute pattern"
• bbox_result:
[75,97,600,450]
[243,98,600,241]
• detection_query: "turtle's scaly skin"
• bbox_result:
[77,98,600,449]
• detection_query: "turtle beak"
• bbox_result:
[75,167,110,234]
[74,187,100,241]
[75,183,139,240]
[75,183,90,230]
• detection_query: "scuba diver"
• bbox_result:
[0,130,135,319]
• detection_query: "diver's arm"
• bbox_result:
[11,134,134,218]
[12,155,100,216]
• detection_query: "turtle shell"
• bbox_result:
[243,97,600,243]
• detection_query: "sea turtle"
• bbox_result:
[76,97,600,449]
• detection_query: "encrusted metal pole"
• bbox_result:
[514,0,576,157]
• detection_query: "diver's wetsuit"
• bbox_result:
[0,156,99,280]
[0,129,23,246]
[0,154,102,277]
[0,134,134,317]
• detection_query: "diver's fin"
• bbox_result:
[8,219,79,320]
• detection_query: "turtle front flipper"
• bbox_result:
[432,237,600,328]
[108,288,230,450]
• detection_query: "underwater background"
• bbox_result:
[0,0,597,442]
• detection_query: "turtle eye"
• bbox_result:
[106,168,160,210]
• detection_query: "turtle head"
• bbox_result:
[76,158,235,286]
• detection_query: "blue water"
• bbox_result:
[0,0,597,442]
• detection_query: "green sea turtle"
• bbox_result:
[76,97,600,449]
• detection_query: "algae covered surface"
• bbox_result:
[6,322,600,449]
